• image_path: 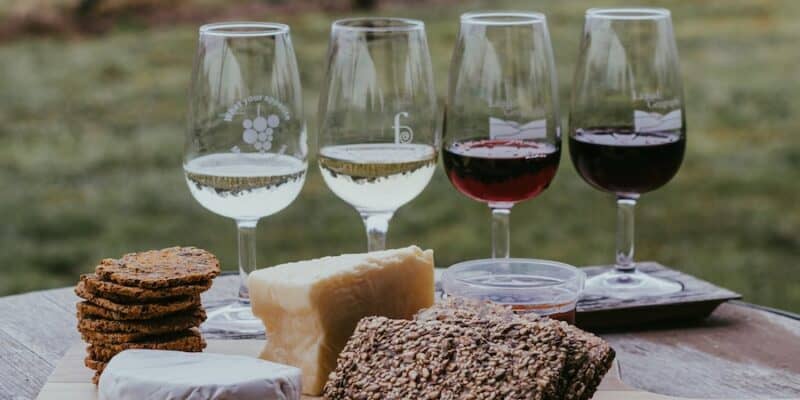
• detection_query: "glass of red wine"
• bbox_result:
[570,8,686,298]
[443,12,561,258]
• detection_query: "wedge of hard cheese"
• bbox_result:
[248,246,434,395]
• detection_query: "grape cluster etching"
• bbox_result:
[242,104,280,152]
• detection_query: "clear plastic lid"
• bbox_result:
[441,258,585,314]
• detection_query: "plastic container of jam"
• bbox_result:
[441,258,586,324]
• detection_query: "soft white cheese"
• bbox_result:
[98,349,302,400]
[248,245,435,395]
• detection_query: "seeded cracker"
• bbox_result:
[324,316,566,400]
[75,282,200,319]
[94,246,220,289]
[416,299,570,400]
[417,297,615,400]
[80,273,212,301]
[521,313,615,400]
[87,329,206,362]
[81,329,167,344]
[84,357,106,373]
[77,301,165,321]
[78,308,207,335]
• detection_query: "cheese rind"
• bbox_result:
[97,349,302,400]
[248,246,435,395]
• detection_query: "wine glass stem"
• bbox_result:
[615,196,638,272]
[490,206,511,258]
[236,219,258,303]
[361,212,394,252]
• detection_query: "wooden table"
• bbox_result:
[1,274,799,400]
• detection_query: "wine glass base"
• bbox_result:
[584,268,682,300]
[200,300,265,338]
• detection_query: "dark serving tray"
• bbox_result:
[576,262,741,331]
[434,262,741,332]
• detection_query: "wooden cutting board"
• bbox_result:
[36,340,687,400]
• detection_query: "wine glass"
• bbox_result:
[569,8,685,299]
[318,18,439,251]
[184,22,307,334]
[443,12,562,258]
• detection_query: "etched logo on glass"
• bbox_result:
[241,104,280,151]
[393,112,413,144]
[223,95,291,153]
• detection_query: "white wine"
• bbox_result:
[318,143,437,212]
[185,153,307,220]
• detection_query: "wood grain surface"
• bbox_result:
[1,273,799,399]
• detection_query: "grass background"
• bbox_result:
[0,0,798,312]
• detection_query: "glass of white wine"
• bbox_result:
[184,22,307,335]
[318,18,439,251]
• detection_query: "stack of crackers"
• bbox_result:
[75,246,221,383]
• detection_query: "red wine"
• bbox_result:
[569,127,685,195]
[442,139,560,204]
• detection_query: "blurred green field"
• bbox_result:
[0,0,798,311]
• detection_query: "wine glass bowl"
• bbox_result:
[184,22,307,334]
[442,140,560,204]
[185,153,306,221]
[443,11,561,258]
[317,18,439,251]
[569,8,685,299]
[569,127,685,197]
